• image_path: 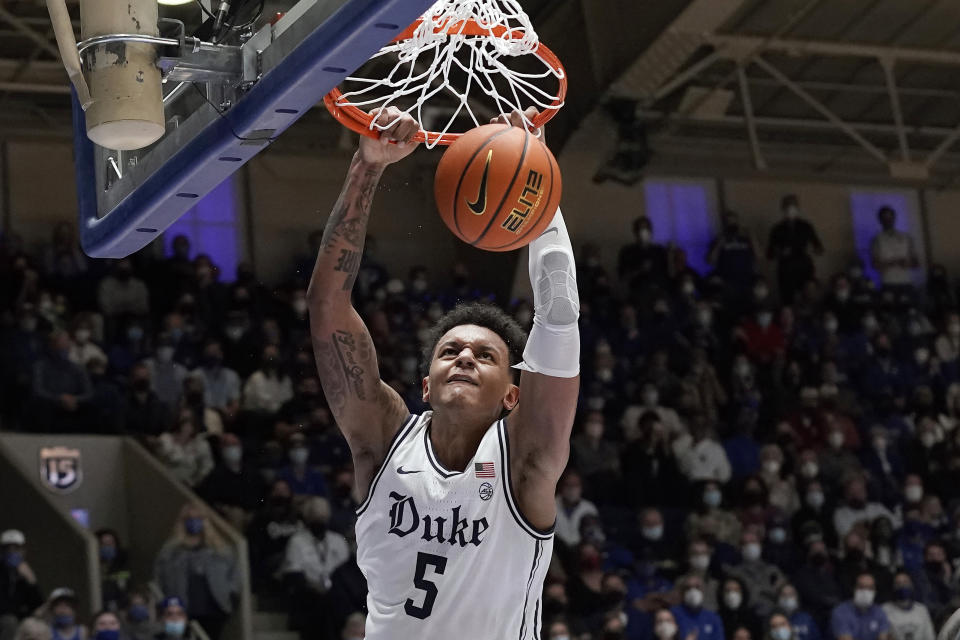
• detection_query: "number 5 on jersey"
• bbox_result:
[404,552,447,619]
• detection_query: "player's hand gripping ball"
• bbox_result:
[434,109,562,252]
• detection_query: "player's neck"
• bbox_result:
[429,410,490,472]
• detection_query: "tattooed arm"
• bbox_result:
[307,108,420,497]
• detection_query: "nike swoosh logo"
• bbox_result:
[396,467,422,475]
[538,227,558,239]
[466,150,493,216]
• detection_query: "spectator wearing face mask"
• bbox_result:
[675,414,731,485]
[546,618,573,640]
[766,612,795,640]
[156,411,214,488]
[190,341,239,419]
[618,217,669,303]
[758,446,799,517]
[909,542,954,622]
[571,412,621,502]
[0,529,43,640]
[718,577,759,640]
[829,573,890,640]
[869,207,918,298]
[595,573,646,640]
[621,412,686,508]
[622,385,687,447]
[818,427,862,496]
[652,609,686,640]
[153,597,194,640]
[122,363,172,439]
[68,321,106,369]
[242,346,293,414]
[708,210,757,296]
[671,574,725,640]
[859,428,904,508]
[686,482,742,548]
[179,375,223,438]
[765,195,823,305]
[282,497,350,637]
[881,572,933,640]
[763,516,799,575]
[143,335,188,411]
[633,509,680,578]
[681,540,719,612]
[124,589,156,640]
[44,589,86,640]
[31,330,93,433]
[197,434,264,530]
[275,433,328,498]
[775,583,819,640]
[736,309,786,367]
[833,476,899,540]
[97,260,149,331]
[95,529,130,613]
[836,531,893,603]
[792,541,843,632]
[154,506,238,640]
[724,529,786,617]
[89,611,121,640]
[554,470,598,549]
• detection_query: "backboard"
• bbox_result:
[73,0,436,258]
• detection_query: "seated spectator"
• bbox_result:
[89,611,120,640]
[197,434,264,531]
[859,427,904,507]
[0,529,43,640]
[247,480,298,592]
[910,541,954,623]
[881,571,934,640]
[13,618,50,640]
[634,509,681,579]
[282,498,350,638]
[122,363,172,439]
[686,482,742,548]
[736,308,786,366]
[682,540,718,611]
[241,345,293,414]
[621,411,686,508]
[676,414,732,485]
[154,596,196,640]
[570,411,621,502]
[68,320,106,369]
[719,577,759,640]
[671,574,725,640]
[652,609,682,640]
[776,583,820,640]
[155,412,214,488]
[95,529,130,612]
[833,476,898,540]
[546,618,573,640]
[154,506,238,640]
[818,427,862,496]
[758,445,799,516]
[180,375,223,437]
[275,433,328,498]
[723,410,762,482]
[554,467,597,549]
[567,543,606,618]
[792,540,843,632]
[45,588,86,640]
[724,529,786,617]
[143,335,188,411]
[829,573,890,640]
[622,384,687,444]
[596,573,646,640]
[31,330,92,433]
[792,480,835,549]
[837,530,893,602]
[191,341,240,419]
[97,259,149,334]
[767,612,795,640]
[764,515,800,575]
[123,589,156,640]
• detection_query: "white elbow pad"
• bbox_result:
[513,207,580,378]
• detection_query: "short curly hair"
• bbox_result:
[420,302,527,381]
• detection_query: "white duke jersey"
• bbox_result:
[356,411,554,639]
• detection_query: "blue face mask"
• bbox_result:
[100,546,117,562]
[771,628,791,640]
[94,631,120,640]
[54,614,75,629]
[165,620,186,637]
[4,551,22,568]
[128,604,150,623]
[184,518,204,535]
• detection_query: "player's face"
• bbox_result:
[423,324,518,415]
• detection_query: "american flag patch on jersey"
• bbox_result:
[475,462,495,478]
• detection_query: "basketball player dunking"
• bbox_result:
[307,106,580,638]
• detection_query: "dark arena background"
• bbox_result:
[2,0,960,639]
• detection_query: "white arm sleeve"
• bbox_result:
[513,207,580,378]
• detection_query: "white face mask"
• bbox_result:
[806,491,825,509]
[704,490,722,507]
[684,588,703,608]
[689,554,710,571]
[763,460,781,475]
[289,447,309,465]
[824,319,838,333]
[655,623,677,640]
[905,485,923,502]
[854,589,875,608]
[920,433,936,449]
[157,346,175,363]
[222,446,242,465]
[639,229,652,243]
[723,590,743,610]
[769,528,787,544]
[75,329,91,344]
[828,432,844,449]
[292,298,308,315]
[801,461,819,479]
[642,526,664,541]
[779,596,798,613]
[742,543,762,561]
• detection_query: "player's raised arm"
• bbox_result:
[500,109,581,532]
[306,108,419,486]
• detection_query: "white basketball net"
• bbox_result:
[334,0,565,148]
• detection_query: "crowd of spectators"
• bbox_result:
[0,191,958,640]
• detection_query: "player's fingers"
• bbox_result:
[397,118,419,145]
[523,106,540,122]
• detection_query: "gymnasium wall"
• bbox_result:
[3,133,959,292]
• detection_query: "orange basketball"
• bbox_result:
[434,123,562,252]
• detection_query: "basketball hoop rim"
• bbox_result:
[323,18,567,147]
